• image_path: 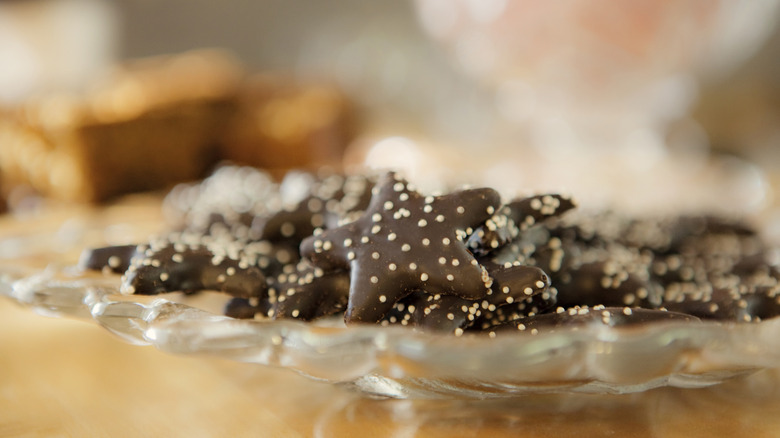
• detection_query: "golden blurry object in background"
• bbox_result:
[0,49,241,203]
[0,49,357,204]
[221,74,355,178]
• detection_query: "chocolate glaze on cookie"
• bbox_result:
[268,260,351,321]
[467,194,576,255]
[254,172,375,243]
[301,172,501,323]
[120,231,289,298]
[382,264,551,334]
[78,244,139,274]
[497,306,699,333]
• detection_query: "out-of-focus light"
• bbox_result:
[494,80,536,123]
[415,0,459,39]
[364,136,424,172]
[462,0,507,24]
[454,30,495,77]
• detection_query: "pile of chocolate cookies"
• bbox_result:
[80,165,780,336]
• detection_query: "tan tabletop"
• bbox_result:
[1,197,780,437]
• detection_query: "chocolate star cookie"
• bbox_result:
[301,172,501,323]
[120,231,278,298]
[467,193,576,255]
[383,264,551,334]
[254,172,375,243]
[268,260,351,321]
[496,306,699,334]
[79,244,139,274]
[163,165,281,233]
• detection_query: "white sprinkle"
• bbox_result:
[108,256,121,268]
[487,206,495,214]
[524,287,533,295]
[502,286,510,293]
[623,307,633,316]
[418,219,427,227]
[379,295,387,303]
[442,237,451,245]
[172,254,184,263]
[456,206,465,214]
[160,272,169,281]
[291,310,300,318]
[280,222,295,237]
[347,251,356,260]
[454,328,464,337]
[422,238,430,246]
[323,241,333,250]
[420,273,429,281]
[423,205,433,213]
[389,263,397,271]
[446,274,454,281]
[447,313,455,320]
[399,193,409,201]
[371,225,381,234]
[402,244,411,252]
[452,259,460,266]
[393,182,404,192]
[388,233,397,241]
[372,252,380,260]
[384,201,394,210]
[372,213,382,222]
[535,280,545,289]
[435,215,445,222]
[370,276,379,284]
[361,236,369,244]
[424,196,434,204]
[438,257,447,264]
[344,238,353,247]
[226,267,236,276]
[409,262,417,270]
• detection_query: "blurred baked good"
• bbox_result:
[219,74,355,177]
[0,49,242,202]
[0,49,358,204]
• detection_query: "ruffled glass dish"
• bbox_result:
[2,257,779,399]
[1,198,779,400]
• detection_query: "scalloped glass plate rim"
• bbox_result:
[2,264,780,399]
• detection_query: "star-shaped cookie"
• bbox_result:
[300,172,501,323]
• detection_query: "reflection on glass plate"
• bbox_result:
[2,260,780,400]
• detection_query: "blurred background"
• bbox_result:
[1,0,779,222]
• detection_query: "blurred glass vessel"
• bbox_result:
[412,0,780,151]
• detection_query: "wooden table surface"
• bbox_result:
[2,197,780,437]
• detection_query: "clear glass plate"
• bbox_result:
[1,199,780,400]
